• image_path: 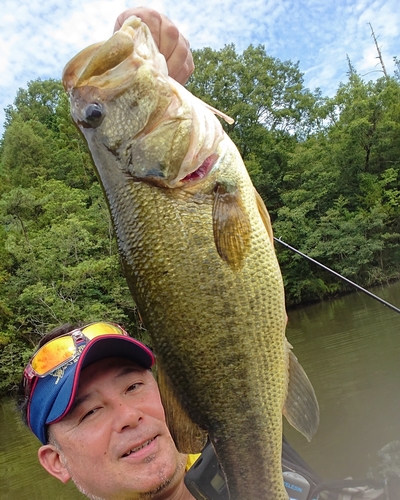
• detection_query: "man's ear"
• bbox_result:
[38,444,71,484]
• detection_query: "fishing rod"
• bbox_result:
[274,237,400,315]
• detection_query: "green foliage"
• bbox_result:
[0,179,135,331]
[3,78,63,131]
[0,340,32,393]
[394,57,400,82]
[275,71,400,304]
[0,45,399,391]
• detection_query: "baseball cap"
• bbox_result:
[24,323,155,444]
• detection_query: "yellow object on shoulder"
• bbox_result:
[186,453,201,471]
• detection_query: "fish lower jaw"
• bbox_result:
[122,438,155,457]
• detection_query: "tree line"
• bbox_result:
[0,44,399,393]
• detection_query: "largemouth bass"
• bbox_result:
[62,16,319,499]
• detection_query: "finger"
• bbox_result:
[173,61,195,86]
[158,16,180,61]
[166,37,194,84]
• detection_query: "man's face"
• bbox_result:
[44,357,187,499]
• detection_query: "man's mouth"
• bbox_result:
[122,437,156,457]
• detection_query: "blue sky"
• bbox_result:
[1,0,399,132]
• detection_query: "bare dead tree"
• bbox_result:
[346,54,357,76]
[368,23,388,79]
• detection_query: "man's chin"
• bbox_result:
[141,452,188,499]
[69,454,187,500]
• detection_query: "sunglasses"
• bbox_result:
[23,322,128,394]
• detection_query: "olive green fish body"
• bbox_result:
[63,16,318,499]
[95,141,288,499]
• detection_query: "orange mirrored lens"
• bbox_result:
[82,322,124,339]
[31,336,76,376]
[28,323,126,378]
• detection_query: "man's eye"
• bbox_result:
[126,383,141,393]
[80,408,99,422]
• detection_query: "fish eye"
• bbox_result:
[83,103,104,128]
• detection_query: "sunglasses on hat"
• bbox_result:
[23,322,128,395]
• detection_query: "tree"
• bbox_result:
[3,78,63,131]
[0,43,399,392]
[0,180,135,336]
[274,72,400,303]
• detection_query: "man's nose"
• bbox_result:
[112,399,144,432]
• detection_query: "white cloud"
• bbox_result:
[0,0,399,132]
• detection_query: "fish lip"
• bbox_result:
[120,435,158,459]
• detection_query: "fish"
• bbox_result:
[62,16,319,500]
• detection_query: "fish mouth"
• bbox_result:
[62,15,167,93]
[121,436,157,458]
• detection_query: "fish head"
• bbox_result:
[62,15,191,184]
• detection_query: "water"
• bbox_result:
[1,281,400,498]
[283,280,400,481]
[0,395,85,499]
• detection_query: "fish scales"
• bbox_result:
[63,15,319,500]
[110,150,287,499]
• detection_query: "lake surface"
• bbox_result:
[1,281,400,498]
[283,280,400,481]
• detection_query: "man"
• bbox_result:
[18,321,199,500]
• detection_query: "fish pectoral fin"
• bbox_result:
[283,347,320,442]
[254,189,274,247]
[212,182,251,270]
[157,361,207,453]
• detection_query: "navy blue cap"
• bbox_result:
[27,334,155,444]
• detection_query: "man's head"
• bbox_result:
[20,322,155,444]
[19,322,189,500]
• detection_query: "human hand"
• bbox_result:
[114,7,194,85]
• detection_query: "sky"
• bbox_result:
[0,0,399,133]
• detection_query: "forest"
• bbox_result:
[0,44,399,393]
